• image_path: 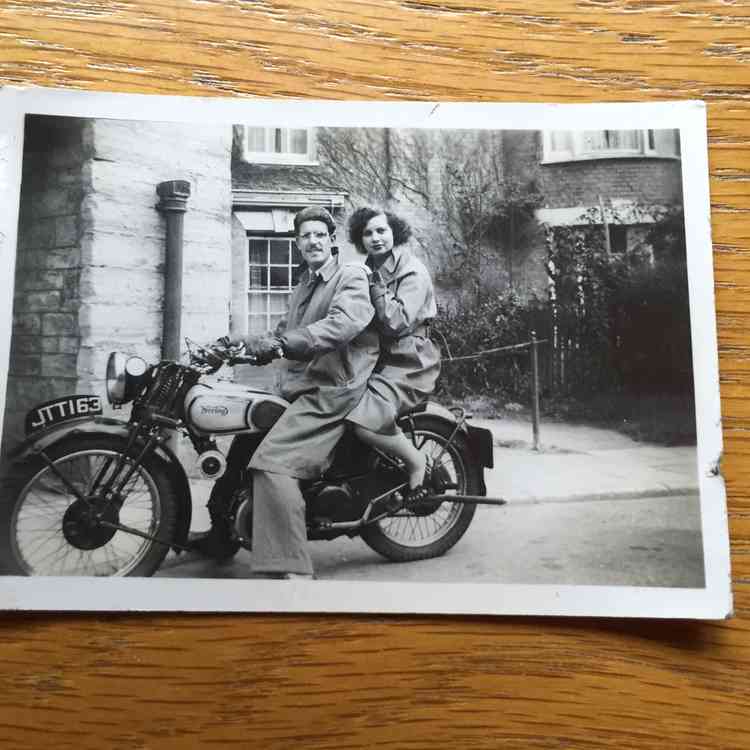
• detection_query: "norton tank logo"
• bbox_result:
[200,404,229,416]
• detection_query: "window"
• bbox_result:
[248,236,303,334]
[603,224,656,262]
[542,129,680,163]
[609,225,628,255]
[244,127,316,164]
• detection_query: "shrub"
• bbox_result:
[433,205,693,417]
[547,205,692,396]
[433,289,546,402]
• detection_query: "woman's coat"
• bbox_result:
[347,244,441,435]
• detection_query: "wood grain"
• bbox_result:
[1,0,750,747]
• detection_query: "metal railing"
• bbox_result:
[438,330,546,451]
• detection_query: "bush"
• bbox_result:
[432,206,694,444]
[433,290,545,402]
[547,206,692,396]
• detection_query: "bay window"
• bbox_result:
[542,129,680,163]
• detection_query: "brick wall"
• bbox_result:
[500,130,684,211]
[499,130,684,294]
[540,158,683,209]
[502,131,541,188]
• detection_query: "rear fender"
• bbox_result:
[398,402,494,495]
[467,426,494,470]
[402,401,464,427]
[398,402,494,466]
[9,416,192,550]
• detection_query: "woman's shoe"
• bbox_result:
[402,471,431,504]
[402,452,431,504]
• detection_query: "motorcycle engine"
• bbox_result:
[305,483,366,524]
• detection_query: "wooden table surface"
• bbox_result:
[1,1,749,747]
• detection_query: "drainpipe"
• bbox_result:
[156,180,191,360]
[598,194,611,256]
[156,180,190,457]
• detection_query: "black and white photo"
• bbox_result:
[0,89,730,617]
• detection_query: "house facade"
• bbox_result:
[230,125,348,341]
[519,127,682,264]
[3,115,233,455]
[1,119,683,455]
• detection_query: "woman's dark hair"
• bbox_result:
[347,207,412,251]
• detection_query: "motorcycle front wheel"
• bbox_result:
[0,436,178,577]
[360,415,479,562]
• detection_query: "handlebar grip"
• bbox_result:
[229,356,259,365]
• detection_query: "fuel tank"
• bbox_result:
[184,381,288,435]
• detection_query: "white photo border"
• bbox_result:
[0,87,732,618]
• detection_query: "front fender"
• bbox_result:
[9,416,193,550]
[10,416,130,461]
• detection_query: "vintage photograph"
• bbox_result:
[0,91,730,616]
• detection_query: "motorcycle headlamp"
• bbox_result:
[106,352,148,406]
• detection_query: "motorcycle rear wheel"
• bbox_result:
[0,436,178,577]
[360,416,479,562]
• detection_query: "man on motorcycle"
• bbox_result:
[239,206,379,579]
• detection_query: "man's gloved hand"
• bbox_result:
[245,333,284,365]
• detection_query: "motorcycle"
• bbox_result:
[1,340,499,577]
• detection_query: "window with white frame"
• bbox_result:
[244,127,316,164]
[542,129,680,163]
[248,235,304,334]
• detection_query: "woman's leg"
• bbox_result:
[353,425,426,489]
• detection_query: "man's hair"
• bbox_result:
[294,206,336,235]
[347,207,412,251]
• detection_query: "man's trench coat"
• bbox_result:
[248,255,379,479]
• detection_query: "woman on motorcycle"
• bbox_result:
[345,207,441,498]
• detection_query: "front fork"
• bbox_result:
[34,421,154,505]
[96,427,163,509]
[35,420,195,551]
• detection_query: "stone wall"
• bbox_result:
[78,118,233,398]
[1,116,233,456]
[2,116,88,454]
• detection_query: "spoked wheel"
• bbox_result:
[360,416,479,562]
[0,436,177,577]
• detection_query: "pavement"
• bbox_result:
[472,417,699,505]
[159,417,701,580]
[185,417,700,532]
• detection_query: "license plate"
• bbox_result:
[24,395,103,436]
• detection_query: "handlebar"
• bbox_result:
[187,338,260,373]
[227,355,260,366]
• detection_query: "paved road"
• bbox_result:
[156,493,704,588]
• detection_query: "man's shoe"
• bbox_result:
[186,528,240,562]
